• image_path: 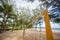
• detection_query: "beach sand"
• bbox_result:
[0,28,60,40]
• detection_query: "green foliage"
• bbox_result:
[0,0,46,31]
[0,0,17,31]
[48,0,60,24]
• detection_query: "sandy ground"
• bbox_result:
[0,29,60,40]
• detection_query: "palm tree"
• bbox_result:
[0,0,16,32]
[48,0,60,25]
[40,0,60,26]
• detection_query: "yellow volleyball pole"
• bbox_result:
[27,8,53,40]
[44,8,53,40]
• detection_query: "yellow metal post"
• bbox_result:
[44,9,53,40]
[27,8,53,40]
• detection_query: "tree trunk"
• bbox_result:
[23,28,25,40]
[39,23,41,40]
[2,14,7,32]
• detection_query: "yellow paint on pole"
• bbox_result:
[44,9,53,40]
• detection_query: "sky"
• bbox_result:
[15,0,60,29]
[15,0,43,9]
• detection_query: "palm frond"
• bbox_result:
[0,5,4,12]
